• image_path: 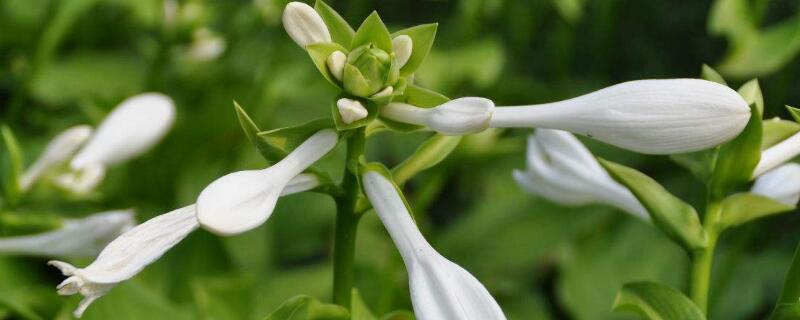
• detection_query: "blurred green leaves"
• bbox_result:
[612,281,705,320]
[263,295,349,320]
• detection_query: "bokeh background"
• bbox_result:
[2,0,800,319]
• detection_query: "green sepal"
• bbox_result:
[709,104,762,199]
[717,193,794,229]
[762,117,800,149]
[1,125,24,207]
[378,84,449,133]
[392,134,461,186]
[738,79,764,116]
[392,23,438,77]
[351,12,392,53]
[306,42,349,88]
[343,63,377,97]
[700,64,727,85]
[787,105,800,123]
[262,295,349,320]
[331,95,378,131]
[600,159,707,251]
[670,149,717,183]
[314,0,355,47]
[770,304,800,320]
[612,281,706,320]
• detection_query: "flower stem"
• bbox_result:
[332,129,366,308]
[690,200,722,314]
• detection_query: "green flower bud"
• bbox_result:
[342,44,399,97]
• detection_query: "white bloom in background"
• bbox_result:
[751,163,800,205]
[186,28,226,62]
[337,98,369,124]
[489,79,750,154]
[513,129,650,221]
[282,2,331,47]
[196,129,338,235]
[0,210,134,258]
[381,97,494,135]
[19,125,92,191]
[58,93,175,193]
[362,171,506,320]
[753,132,800,177]
[392,35,413,68]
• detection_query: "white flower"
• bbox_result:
[282,2,331,47]
[489,79,750,154]
[196,129,338,235]
[60,93,175,193]
[186,28,226,62]
[19,125,92,191]
[336,98,369,124]
[327,50,347,81]
[0,210,134,258]
[49,205,198,318]
[753,132,800,177]
[751,163,800,205]
[513,129,650,221]
[371,86,394,98]
[392,35,413,69]
[381,97,494,135]
[362,171,506,320]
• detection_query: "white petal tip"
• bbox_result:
[283,2,331,47]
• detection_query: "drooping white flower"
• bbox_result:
[381,97,494,135]
[19,125,92,191]
[489,79,750,154]
[0,210,134,258]
[753,132,800,177]
[337,98,369,124]
[49,205,198,318]
[362,171,506,320]
[513,129,650,221]
[282,2,331,47]
[751,163,800,205]
[196,129,338,235]
[392,35,413,69]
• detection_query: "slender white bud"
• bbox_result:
[336,98,369,124]
[392,35,413,69]
[20,125,92,191]
[751,163,800,205]
[490,79,750,154]
[514,129,650,221]
[282,2,331,47]
[196,129,338,235]
[381,97,494,135]
[753,132,800,177]
[327,50,346,81]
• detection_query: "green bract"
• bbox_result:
[343,44,397,97]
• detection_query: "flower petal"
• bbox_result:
[282,2,331,47]
[752,163,800,205]
[20,125,92,191]
[754,132,800,177]
[381,98,494,135]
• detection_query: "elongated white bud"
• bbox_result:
[336,98,369,124]
[753,132,800,177]
[20,125,92,191]
[392,35,413,69]
[196,129,338,235]
[382,98,494,135]
[282,2,331,47]
[751,163,800,205]
[514,129,650,221]
[327,50,346,81]
[362,171,506,320]
[490,79,750,154]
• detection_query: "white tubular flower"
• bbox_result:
[49,205,198,318]
[327,50,346,81]
[0,210,134,258]
[196,129,338,235]
[337,98,369,124]
[751,163,800,205]
[381,97,495,135]
[489,79,750,154]
[362,171,506,320]
[19,125,92,191]
[282,2,331,47]
[392,35,413,69]
[753,132,800,177]
[281,173,321,196]
[513,129,650,221]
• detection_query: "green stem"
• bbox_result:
[690,201,722,314]
[332,129,366,308]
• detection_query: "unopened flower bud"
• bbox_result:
[326,50,346,81]
[282,2,331,47]
[392,35,413,69]
[343,45,397,97]
[336,98,369,124]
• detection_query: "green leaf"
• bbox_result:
[263,295,349,320]
[670,149,717,183]
[762,117,800,149]
[255,118,336,163]
[306,42,349,88]
[392,23,437,76]
[234,101,262,151]
[392,134,461,186]
[709,104,762,199]
[351,290,377,320]
[717,193,794,229]
[378,84,449,132]
[551,0,584,24]
[599,159,707,251]
[331,96,378,131]
[776,242,800,306]
[314,0,355,47]
[771,303,800,320]
[612,281,706,320]
[351,12,392,53]
[380,311,415,320]
[737,79,764,116]
[1,125,23,207]
[787,105,800,123]
[701,64,727,85]
[717,14,800,78]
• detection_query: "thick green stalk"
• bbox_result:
[690,201,722,314]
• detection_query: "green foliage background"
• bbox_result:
[1,0,800,319]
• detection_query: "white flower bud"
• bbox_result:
[371,86,393,98]
[753,132,800,177]
[490,79,750,154]
[326,50,346,81]
[392,35,413,69]
[381,97,494,135]
[336,98,369,124]
[362,171,507,320]
[20,125,92,191]
[282,2,331,47]
[751,163,800,205]
[196,129,338,235]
